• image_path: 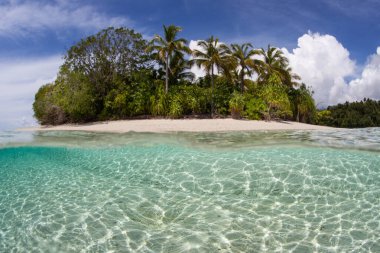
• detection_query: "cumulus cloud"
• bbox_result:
[0,56,63,130]
[0,0,130,37]
[345,48,380,101]
[282,32,355,106]
[283,32,380,107]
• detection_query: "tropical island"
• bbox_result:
[32,25,380,130]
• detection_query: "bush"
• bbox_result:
[33,83,68,125]
[213,77,234,115]
[103,89,129,119]
[53,71,97,122]
[168,94,183,118]
[150,83,169,116]
[33,83,56,124]
[259,75,293,120]
[315,110,332,126]
[44,105,67,125]
[229,91,245,119]
[288,84,316,123]
[166,85,210,116]
[244,97,267,120]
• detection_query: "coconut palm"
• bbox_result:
[258,45,299,87]
[192,36,231,116]
[147,25,191,93]
[230,43,261,93]
[289,84,316,122]
[282,66,301,88]
[169,52,195,83]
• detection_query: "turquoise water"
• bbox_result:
[0,130,380,252]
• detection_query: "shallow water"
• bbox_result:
[0,129,380,252]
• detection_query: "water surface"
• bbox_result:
[0,129,379,252]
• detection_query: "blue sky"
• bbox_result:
[1,0,380,130]
[1,0,379,61]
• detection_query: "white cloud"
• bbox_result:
[345,48,380,101]
[0,55,62,130]
[283,32,356,106]
[283,32,380,107]
[0,0,130,37]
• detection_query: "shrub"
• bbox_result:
[33,83,68,125]
[229,91,245,119]
[315,110,333,126]
[168,95,183,118]
[53,71,97,122]
[244,97,267,120]
[44,105,67,125]
[103,89,129,119]
[259,75,292,120]
[213,77,234,116]
[288,84,316,123]
[150,83,169,116]
[33,83,56,124]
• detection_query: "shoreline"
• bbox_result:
[20,119,336,133]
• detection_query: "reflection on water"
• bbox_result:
[0,129,379,252]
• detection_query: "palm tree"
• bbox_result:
[282,66,301,88]
[169,52,195,83]
[192,36,231,116]
[147,25,191,93]
[230,43,261,93]
[258,45,299,87]
[289,84,316,122]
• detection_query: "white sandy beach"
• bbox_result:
[22,119,335,133]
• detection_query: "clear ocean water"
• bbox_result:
[0,129,379,252]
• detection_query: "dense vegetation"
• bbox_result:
[33,26,317,125]
[316,99,380,128]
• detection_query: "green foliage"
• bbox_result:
[174,85,209,115]
[33,25,317,125]
[259,75,292,120]
[229,91,245,119]
[150,82,169,116]
[62,27,152,114]
[33,83,67,125]
[230,43,260,92]
[33,70,98,125]
[54,71,97,122]
[315,110,333,126]
[318,99,380,128]
[288,84,316,123]
[168,94,184,118]
[33,83,54,122]
[244,97,267,120]
[103,88,129,119]
[213,77,234,115]
[147,25,191,93]
[192,36,233,115]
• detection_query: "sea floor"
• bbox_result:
[0,130,379,252]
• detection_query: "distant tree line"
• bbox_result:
[33,26,317,125]
[316,98,380,128]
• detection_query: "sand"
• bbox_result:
[21,119,335,133]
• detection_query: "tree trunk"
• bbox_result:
[211,67,214,118]
[165,54,169,93]
[296,106,300,122]
[240,69,245,93]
